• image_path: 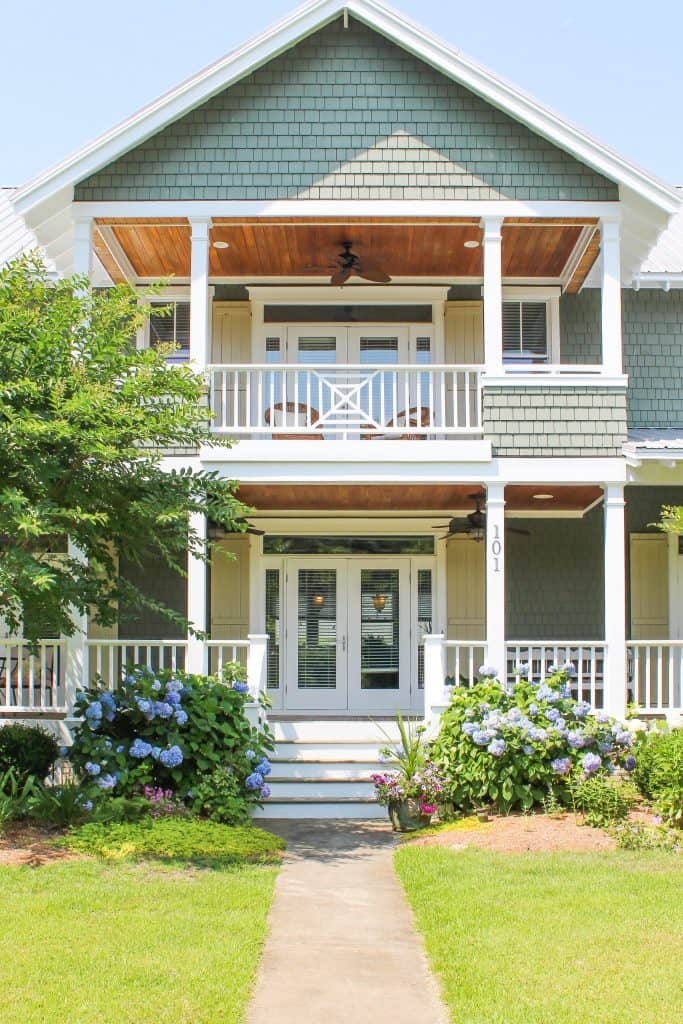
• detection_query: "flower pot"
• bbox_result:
[388,798,432,832]
[475,807,490,823]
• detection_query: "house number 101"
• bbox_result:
[490,525,502,572]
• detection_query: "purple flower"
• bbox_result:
[461,721,478,736]
[96,773,117,790]
[567,731,587,750]
[256,759,272,777]
[166,691,181,706]
[174,708,188,726]
[572,701,591,718]
[84,761,101,776]
[582,752,602,776]
[154,701,174,719]
[260,783,272,799]
[232,681,249,694]
[245,771,264,791]
[625,755,636,771]
[551,756,572,776]
[478,665,498,679]
[130,738,153,759]
[472,730,493,746]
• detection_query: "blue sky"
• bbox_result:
[2,0,681,187]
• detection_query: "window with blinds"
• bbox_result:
[502,302,548,363]
[360,569,400,690]
[149,301,191,362]
[265,569,280,690]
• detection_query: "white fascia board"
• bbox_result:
[483,374,628,388]
[201,439,493,464]
[13,0,681,219]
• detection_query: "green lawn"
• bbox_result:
[0,855,278,1024]
[395,845,683,1024]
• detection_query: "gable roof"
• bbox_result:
[10,0,682,283]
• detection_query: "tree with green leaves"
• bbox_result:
[0,254,248,643]
[655,506,683,536]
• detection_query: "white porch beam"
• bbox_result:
[603,483,627,719]
[186,512,208,675]
[482,216,504,376]
[600,218,623,376]
[189,217,211,369]
[485,482,506,681]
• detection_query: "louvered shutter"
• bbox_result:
[502,301,548,363]
[149,301,191,362]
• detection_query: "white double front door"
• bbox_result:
[280,557,430,713]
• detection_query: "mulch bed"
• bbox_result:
[412,813,616,853]
[0,823,75,866]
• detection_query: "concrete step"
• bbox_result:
[268,778,375,799]
[254,797,384,820]
[270,759,381,779]
[272,741,389,761]
[270,719,401,743]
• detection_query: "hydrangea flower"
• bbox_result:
[232,681,249,694]
[159,745,183,768]
[130,738,153,759]
[523,744,534,756]
[515,662,530,678]
[116,744,125,753]
[245,749,256,760]
[561,661,577,678]
[174,708,188,726]
[551,756,572,775]
[97,773,117,790]
[166,691,181,706]
[135,697,153,718]
[84,761,101,776]
[59,746,69,758]
[461,721,478,736]
[151,680,162,692]
[245,771,264,790]
[488,738,506,757]
[100,692,117,722]
[624,754,636,772]
[82,800,93,812]
[154,701,174,719]
[567,731,587,750]
[151,746,162,760]
[528,726,548,743]
[527,703,539,718]
[260,783,272,799]
[478,665,498,679]
[256,759,272,777]
[572,700,591,718]
[546,707,560,722]
[582,752,602,776]
[472,730,493,746]
[85,700,102,720]
[165,679,183,694]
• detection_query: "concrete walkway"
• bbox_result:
[247,820,448,1024]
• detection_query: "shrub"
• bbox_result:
[68,664,273,820]
[431,669,635,814]
[194,767,254,824]
[27,782,94,828]
[571,773,634,828]
[632,728,683,826]
[61,817,286,865]
[0,724,59,781]
[612,821,682,853]
[0,768,42,825]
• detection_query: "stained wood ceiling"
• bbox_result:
[236,484,604,514]
[93,216,599,286]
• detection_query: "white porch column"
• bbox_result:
[482,216,504,375]
[600,218,623,377]
[423,633,447,727]
[486,483,506,683]
[246,633,269,700]
[603,483,627,719]
[189,217,211,369]
[64,539,89,716]
[72,216,93,279]
[186,512,208,676]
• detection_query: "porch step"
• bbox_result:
[268,778,375,799]
[253,797,383,820]
[270,718,401,743]
[270,760,381,779]
[271,741,388,761]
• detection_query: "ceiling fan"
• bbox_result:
[305,241,392,286]
[432,494,531,543]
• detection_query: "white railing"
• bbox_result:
[0,640,66,712]
[443,640,488,689]
[208,363,482,439]
[85,640,188,689]
[206,639,250,676]
[498,363,604,377]
[506,642,606,707]
[627,642,683,713]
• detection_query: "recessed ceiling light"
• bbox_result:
[463,239,480,249]
[213,240,229,249]
[533,493,554,501]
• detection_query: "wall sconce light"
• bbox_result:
[311,593,326,609]
[372,594,387,612]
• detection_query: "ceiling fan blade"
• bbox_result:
[330,267,352,287]
[508,526,531,536]
[356,266,392,284]
[431,524,453,529]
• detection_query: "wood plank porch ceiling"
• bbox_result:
[237,484,604,514]
[93,217,599,291]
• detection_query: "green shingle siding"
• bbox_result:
[559,291,602,364]
[623,291,683,428]
[507,507,604,640]
[74,21,617,202]
[483,385,627,456]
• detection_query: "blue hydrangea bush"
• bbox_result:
[68,663,273,819]
[430,667,635,814]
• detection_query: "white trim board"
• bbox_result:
[13,0,680,218]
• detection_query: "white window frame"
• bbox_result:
[501,286,561,365]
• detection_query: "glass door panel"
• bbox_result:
[285,560,347,710]
[347,560,411,711]
[348,327,409,433]
[286,328,348,437]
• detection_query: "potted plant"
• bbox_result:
[371,713,444,832]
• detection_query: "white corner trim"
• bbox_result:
[12,0,681,218]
